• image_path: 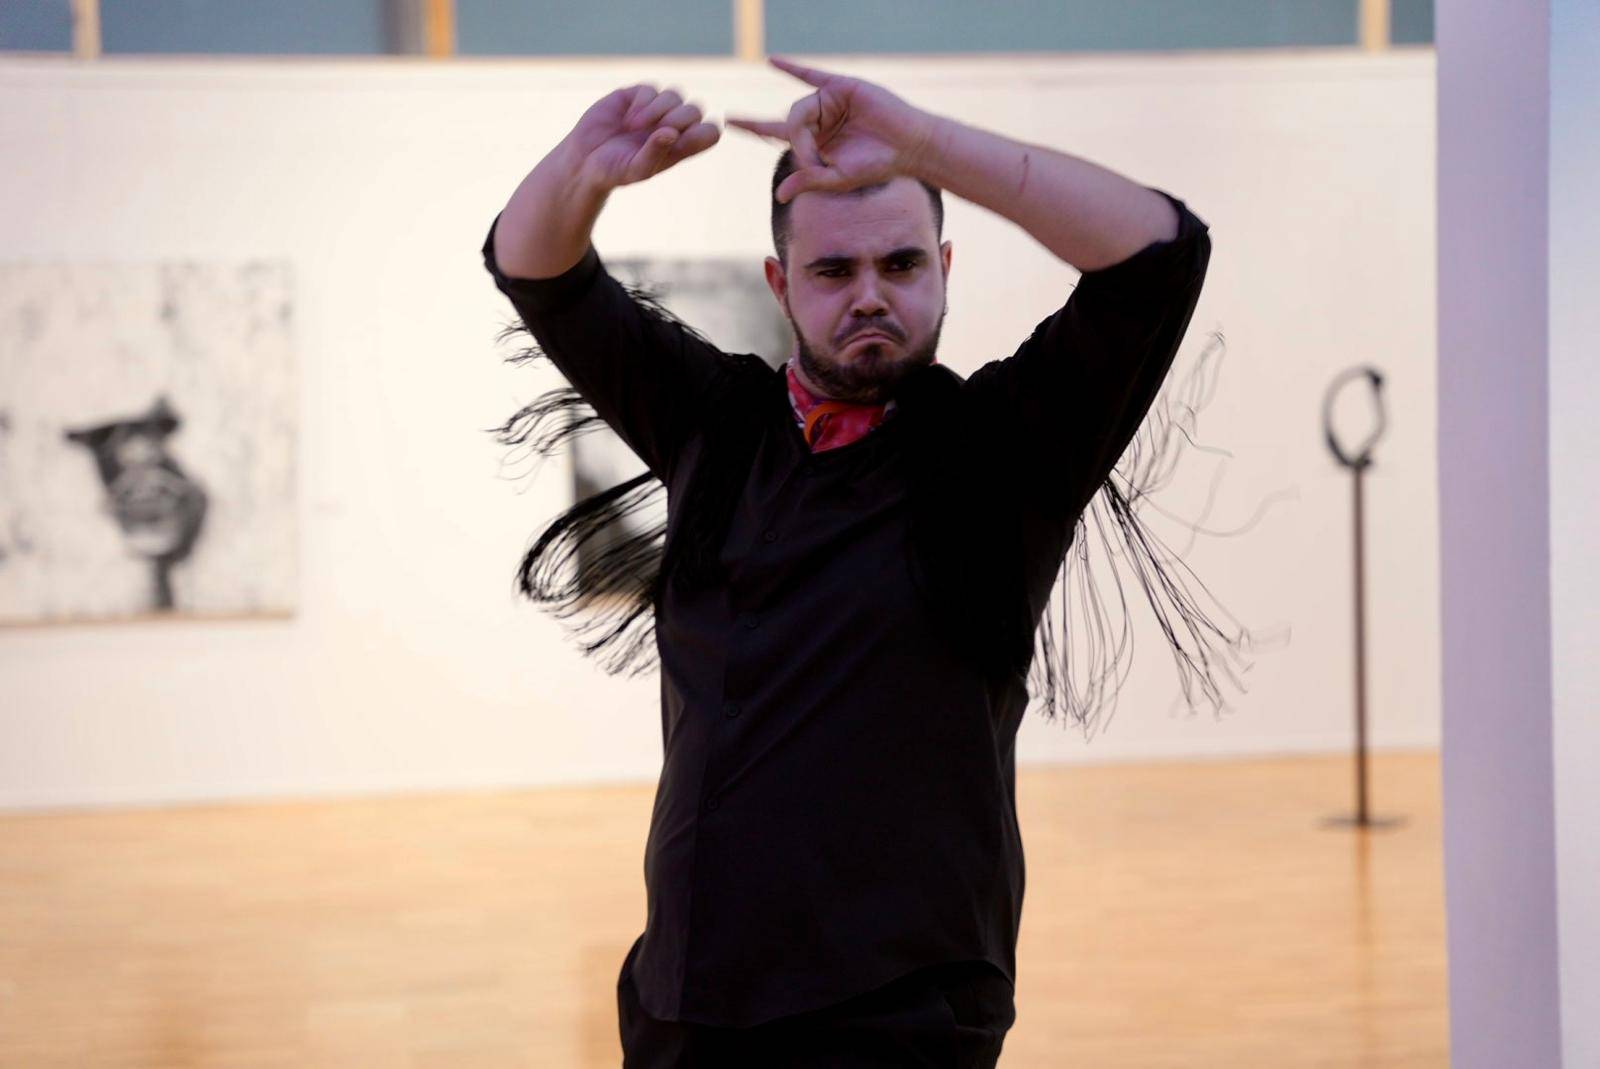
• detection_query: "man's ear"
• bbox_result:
[940,240,953,280]
[763,255,788,314]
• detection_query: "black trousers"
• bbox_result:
[617,939,1016,1068]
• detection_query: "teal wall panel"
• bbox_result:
[457,0,732,56]
[766,0,1361,54]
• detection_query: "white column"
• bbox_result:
[1438,2,1599,1066]
[1547,3,1600,1066]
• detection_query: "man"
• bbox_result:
[482,56,1211,1067]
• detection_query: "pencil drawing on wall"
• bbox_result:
[0,258,298,624]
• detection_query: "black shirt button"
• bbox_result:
[722,701,741,718]
[705,797,720,811]
[762,529,777,543]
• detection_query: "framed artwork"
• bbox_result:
[0,258,297,624]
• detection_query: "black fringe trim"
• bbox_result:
[489,308,1289,737]
[1030,328,1292,737]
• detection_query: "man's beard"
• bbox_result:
[787,305,946,405]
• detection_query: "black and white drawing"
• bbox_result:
[63,395,210,612]
[0,259,296,624]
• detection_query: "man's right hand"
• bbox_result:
[493,84,721,281]
[562,84,722,193]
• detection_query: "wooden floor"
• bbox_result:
[0,751,1448,1067]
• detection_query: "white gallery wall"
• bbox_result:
[0,47,1438,811]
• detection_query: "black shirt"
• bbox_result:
[481,187,1211,1028]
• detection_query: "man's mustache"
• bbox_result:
[838,323,904,346]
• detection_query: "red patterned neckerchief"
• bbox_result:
[784,359,909,453]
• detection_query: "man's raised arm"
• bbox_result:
[727,55,1177,273]
[493,84,720,280]
[727,56,1210,522]
[903,116,1180,274]
[484,85,729,484]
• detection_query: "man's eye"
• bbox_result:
[817,262,915,278]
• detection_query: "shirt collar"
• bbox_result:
[783,357,900,452]
[783,357,905,422]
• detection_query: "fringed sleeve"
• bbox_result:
[481,213,736,676]
[481,213,726,486]
[967,189,1288,737]
[996,188,1214,525]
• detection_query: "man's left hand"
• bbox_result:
[727,57,938,203]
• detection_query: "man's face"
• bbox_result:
[764,177,952,404]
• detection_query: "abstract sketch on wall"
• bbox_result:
[0,259,296,624]
[572,257,790,599]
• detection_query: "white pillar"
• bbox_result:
[1438,2,1599,1066]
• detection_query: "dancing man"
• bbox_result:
[483,55,1212,1067]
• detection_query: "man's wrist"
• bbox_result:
[545,137,612,204]
[899,109,947,185]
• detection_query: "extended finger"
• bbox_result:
[620,85,660,127]
[787,95,825,167]
[769,55,835,88]
[620,84,656,123]
[657,101,704,132]
[784,92,820,130]
[776,163,844,204]
[621,125,680,184]
[725,117,787,140]
[627,88,683,131]
[662,122,722,164]
[594,83,646,124]
[604,84,642,109]
[792,121,825,171]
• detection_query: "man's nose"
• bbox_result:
[848,271,889,316]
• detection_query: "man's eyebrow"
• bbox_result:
[802,247,929,271]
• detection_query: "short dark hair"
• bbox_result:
[770,147,944,268]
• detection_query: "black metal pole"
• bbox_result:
[1319,365,1402,831]
[1353,461,1368,825]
